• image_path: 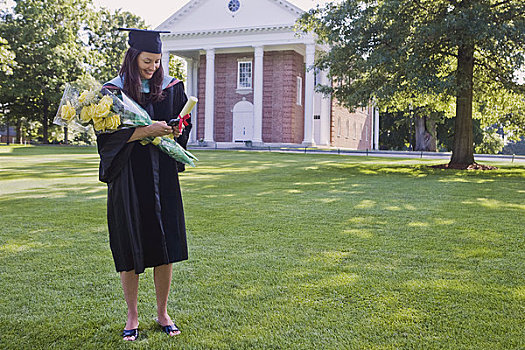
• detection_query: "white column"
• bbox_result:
[253,46,264,143]
[374,107,380,150]
[191,59,199,142]
[302,44,316,146]
[162,51,170,74]
[319,70,331,146]
[186,58,194,96]
[185,57,197,143]
[204,49,215,143]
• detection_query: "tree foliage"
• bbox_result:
[0,34,15,137]
[0,0,146,143]
[475,128,504,154]
[86,8,146,83]
[0,35,15,76]
[0,0,91,143]
[299,0,525,166]
[169,54,186,82]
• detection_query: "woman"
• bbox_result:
[96,28,191,341]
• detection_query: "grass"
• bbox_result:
[0,145,524,350]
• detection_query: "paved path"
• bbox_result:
[188,146,525,164]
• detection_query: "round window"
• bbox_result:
[228,0,240,13]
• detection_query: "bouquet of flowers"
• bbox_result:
[54,83,198,167]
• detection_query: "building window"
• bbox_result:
[237,61,252,89]
[353,121,357,139]
[296,76,302,105]
[314,68,321,87]
[345,120,350,138]
[365,124,369,141]
[228,0,240,13]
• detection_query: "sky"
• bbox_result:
[91,0,333,28]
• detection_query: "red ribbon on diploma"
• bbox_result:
[178,114,190,133]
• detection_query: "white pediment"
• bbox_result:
[156,0,304,34]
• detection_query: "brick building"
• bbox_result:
[157,0,380,149]
[0,125,16,144]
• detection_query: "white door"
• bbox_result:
[313,91,322,144]
[232,99,254,141]
[314,117,321,144]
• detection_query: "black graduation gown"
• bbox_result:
[96,77,191,274]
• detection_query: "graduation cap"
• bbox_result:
[118,28,170,54]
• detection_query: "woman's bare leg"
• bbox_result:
[154,264,180,336]
[120,270,140,340]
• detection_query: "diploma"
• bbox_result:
[180,96,198,117]
[168,96,198,133]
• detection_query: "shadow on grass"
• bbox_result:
[0,145,98,156]
[0,162,99,180]
[321,161,525,179]
[0,181,106,203]
[1,149,524,349]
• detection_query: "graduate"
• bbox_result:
[96,28,191,341]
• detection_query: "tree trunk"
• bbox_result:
[42,98,49,144]
[16,119,22,144]
[64,127,68,144]
[6,120,10,145]
[450,44,475,166]
[407,115,415,150]
[414,116,437,151]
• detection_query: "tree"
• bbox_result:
[86,8,146,83]
[0,0,92,143]
[474,82,525,141]
[379,109,485,151]
[414,113,437,152]
[436,115,483,152]
[0,1,146,144]
[0,36,14,75]
[299,0,525,167]
[0,36,15,144]
[378,111,413,150]
[169,54,186,82]
[475,128,504,154]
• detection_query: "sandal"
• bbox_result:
[155,319,181,336]
[122,328,139,341]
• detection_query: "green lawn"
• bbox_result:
[0,145,524,350]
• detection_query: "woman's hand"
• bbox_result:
[172,123,184,138]
[167,119,185,138]
[127,121,179,142]
[147,121,175,138]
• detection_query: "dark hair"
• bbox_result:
[119,47,165,104]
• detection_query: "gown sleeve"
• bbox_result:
[96,85,136,183]
[97,129,136,183]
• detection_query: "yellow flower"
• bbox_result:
[104,114,121,130]
[152,137,162,146]
[93,117,106,131]
[93,102,111,119]
[91,114,102,124]
[60,101,76,122]
[78,90,96,105]
[79,105,93,123]
[99,95,113,109]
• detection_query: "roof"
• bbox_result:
[156,0,306,35]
